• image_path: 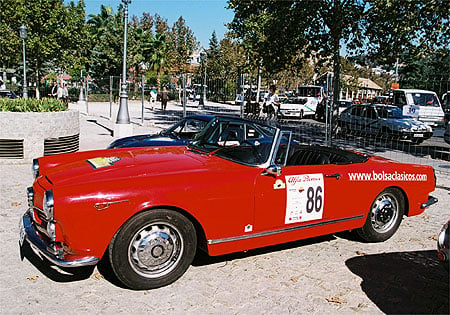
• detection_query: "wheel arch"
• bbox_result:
[125,205,209,255]
[385,185,410,216]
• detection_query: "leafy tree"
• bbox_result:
[60,1,90,82]
[128,14,154,90]
[229,0,366,105]
[0,0,22,80]
[218,34,245,81]
[365,0,450,66]
[0,0,90,98]
[168,16,199,73]
[229,0,449,106]
[207,31,222,78]
[147,33,170,91]
[87,5,123,80]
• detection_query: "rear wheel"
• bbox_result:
[356,188,405,242]
[109,209,197,290]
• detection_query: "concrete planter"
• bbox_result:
[0,110,80,164]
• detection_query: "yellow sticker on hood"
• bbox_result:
[87,157,121,169]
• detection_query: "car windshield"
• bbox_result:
[188,117,277,166]
[162,117,209,138]
[406,92,441,107]
[377,106,404,119]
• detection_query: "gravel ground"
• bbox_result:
[1,101,448,314]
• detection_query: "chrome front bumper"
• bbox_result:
[20,211,99,267]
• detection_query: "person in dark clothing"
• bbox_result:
[161,87,168,111]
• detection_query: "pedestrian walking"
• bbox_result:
[56,83,63,100]
[62,84,69,108]
[50,82,58,98]
[262,85,280,119]
[161,87,168,111]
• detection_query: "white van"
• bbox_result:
[392,89,445,127]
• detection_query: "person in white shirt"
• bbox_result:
[263,85,280,119]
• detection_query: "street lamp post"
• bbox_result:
[199,50,207,107]
[19,24,28,99]
[114,0,133,137]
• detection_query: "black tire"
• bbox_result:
[109,209,197,290]
[356,188,405,242]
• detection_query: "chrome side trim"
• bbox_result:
[208,215,365,245]
[20,212,99,267]
[420,195,438,209]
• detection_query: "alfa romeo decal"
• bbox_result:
[285,173,324,224]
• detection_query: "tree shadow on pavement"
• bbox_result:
[20,241,94,282]
[346,250,449,314]
[192,234,335,266]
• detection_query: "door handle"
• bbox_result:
[325,173,341,180]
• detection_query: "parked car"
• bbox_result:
[20,116,438,290]
[444,122,450,145]
[338,99,353,115]
[108,115,214,149]
[0,89,17,99]
[373,95,391,105]
[437,220,449,272]
[278,97,315,119]
[442,92,450,125]
[339,104,433,144]
[392,89,445,127]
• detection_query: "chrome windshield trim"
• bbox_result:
[207,215,365,245]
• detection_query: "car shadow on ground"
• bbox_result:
[192,234,335,266]
[20,241,94,282]
[345,250,449,314]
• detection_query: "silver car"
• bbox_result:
[339,104,433,144]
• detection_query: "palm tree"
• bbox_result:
[87,5,114,37]
[146,33,170,92]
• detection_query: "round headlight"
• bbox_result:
[32,158,39,179]
[43,190,54,221]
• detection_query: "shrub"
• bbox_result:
[0,98,67,112]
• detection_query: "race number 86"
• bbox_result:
[306,186,323,213]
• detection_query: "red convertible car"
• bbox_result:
[20,116,438,290]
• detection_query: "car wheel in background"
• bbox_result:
[108,209,197,290]
[356,188,405,242]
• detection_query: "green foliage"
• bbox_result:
[0,98,66,112]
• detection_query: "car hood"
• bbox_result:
[39,146,207,186]
[385,118,429,129]
[108,133,188,148]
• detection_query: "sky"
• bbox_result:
[83,0,235,48]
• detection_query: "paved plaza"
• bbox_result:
[0,100,448,314]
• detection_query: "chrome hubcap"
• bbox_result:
[371,193,398,233]
[129,222,183,278]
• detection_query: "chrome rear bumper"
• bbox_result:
[420,196,438,209]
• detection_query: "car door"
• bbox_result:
[363,106,379,135]
[253,159,357,233]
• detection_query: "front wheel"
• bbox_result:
[109,209,197,290]
[356,188,405,242]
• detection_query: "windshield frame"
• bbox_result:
[187,117,280,167]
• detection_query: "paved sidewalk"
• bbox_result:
[0,101,448,314]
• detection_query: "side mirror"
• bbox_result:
[263,165,282,177]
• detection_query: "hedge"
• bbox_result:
[0,98,67,112]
